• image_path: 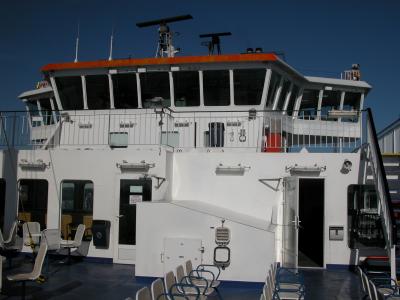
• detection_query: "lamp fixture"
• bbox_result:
[116,160,155,172]
[285,164,326,174]
[215,163,250,176]
[19,159,50,170]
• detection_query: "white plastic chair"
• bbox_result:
[7,241,48,299]
[136,286,152,300]
[60,224,85,263]
[151,278,167,300]
[22,222,41,249]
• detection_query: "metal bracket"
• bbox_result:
[258,178,282,192]
[152,175,166,189]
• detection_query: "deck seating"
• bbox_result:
[7,241,48,300]
[136,286,152,300]
[60,224,85,263]
[259,263,305,300]
[357,265,399,299]
[22,222,41,249]
[152,278,167,300]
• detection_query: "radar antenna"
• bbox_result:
[199,32,232,55]
[136,14,193,58]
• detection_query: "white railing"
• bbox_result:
[364,108,396,279]
[0,110,364,153]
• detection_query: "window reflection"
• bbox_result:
[234,69,265,105]
[203,70,230,106]
[299,89,319,119]
[86,75,110,110]
[173,71,200,107]
[61,180,93,240]
[321,90,341,120]
[112,73,138,109]
[55,77,84,110]
[140,72,170,108]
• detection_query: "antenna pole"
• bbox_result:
[74,22,80,63]
[108,26,114,61]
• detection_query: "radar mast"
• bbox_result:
[199,32,232,55]
[136,14,193,58]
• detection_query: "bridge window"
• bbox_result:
[61,180,93,240]
[112,73,138,109]
[173,71,200,107]
[18,179,48,230]
[266,71,282,108]
[38,98,55,125]
[348,184,384,249]
[234,69,265,105]
[286,85,299,116]
[299,89,319,119]
[141,72,170,108]
[203,70,230,106]
[321,90,341,120]
[26,101,41,127]
[86,75,110,110]
[55,77,84,110]
[276,78,291,110]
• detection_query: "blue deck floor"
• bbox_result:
[0,256,363,299]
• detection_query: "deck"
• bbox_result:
[0,256,363,299]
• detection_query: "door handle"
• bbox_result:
[117,215,124,218]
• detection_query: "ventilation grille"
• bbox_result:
[215,227,230,246]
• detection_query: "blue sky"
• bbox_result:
[0,0,399,130]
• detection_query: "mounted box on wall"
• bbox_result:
[329,226,344,241]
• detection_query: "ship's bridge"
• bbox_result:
[14,53,371,152]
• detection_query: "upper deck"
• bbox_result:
[11,53,372,152]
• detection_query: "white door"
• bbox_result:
[114,178,152,264]
[163,237,203,274]
[282,176,299,269]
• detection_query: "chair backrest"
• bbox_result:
[22,222,41,246]
[176,265,185,283]
[185,260,193,276]
[151,278,167,300]
[42,229,61,251]
[31,242,48,279]
[164,271,177,294]
[0,229,5,248]
[4,221,17,244]
[136,287,152,300]
[362,271,372,298]
[357,267,366,293]
[73,224,86,247]
[368,279,378,300]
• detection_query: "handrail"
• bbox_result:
[365,108,397,247]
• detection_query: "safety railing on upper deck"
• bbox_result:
[363,108,397,248]
[0,109,364,153]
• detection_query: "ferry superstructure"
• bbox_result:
[0,21,396,286]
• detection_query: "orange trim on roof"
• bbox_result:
[41,53,278,72]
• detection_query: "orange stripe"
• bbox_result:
[41,53,278,72]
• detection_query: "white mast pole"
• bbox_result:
[108,26,114,61]
[74,22,80,63]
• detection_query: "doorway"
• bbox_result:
[298,178,324,267]
[115,178,151,264]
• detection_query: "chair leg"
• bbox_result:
[21,281,26,300]
[215,287,223,300]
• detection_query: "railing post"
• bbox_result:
[11,112,16,148]
[390,245,396,281]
